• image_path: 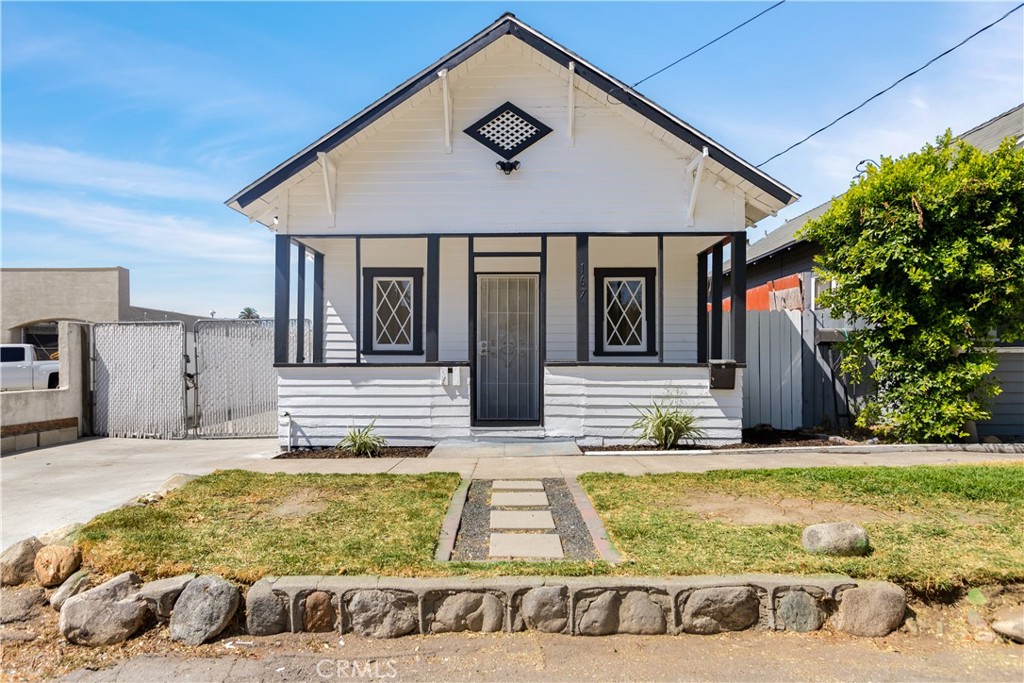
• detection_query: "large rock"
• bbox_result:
[680,587,760,635]
[802,522,870,556]
[577,591,620,636]
[520,587,568,633]
[303,591,337,633]
[245,581,288,636]
[835,584,906,637]
[776,590,824,632]
[50,570,91,611]
[430,593,503,633]
[59,572,148,646]
[34,545,82,587]
[169,575,239,645]
[618,591,666,635]
[0,587,44,624]
[0,538,43,586]
[347,590,418,639]
[139,574,196,620]
[39,523,83,546]
[990,605,1024,643]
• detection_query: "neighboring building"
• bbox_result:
[0,267,206,353]
[723,104,1024,438]
[724,103,1024,312]
[226,14,798,448]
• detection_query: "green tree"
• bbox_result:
[800,132,1024,442]
[238,307,260,319]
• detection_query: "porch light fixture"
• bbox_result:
[495,160,520,175]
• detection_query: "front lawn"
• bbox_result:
[579,463,1024,593]
[77,470,461,582]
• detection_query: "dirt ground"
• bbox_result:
[3,590,1021,682]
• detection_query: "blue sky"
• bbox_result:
[2,2,1021,317]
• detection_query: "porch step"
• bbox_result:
[429,439,582,458]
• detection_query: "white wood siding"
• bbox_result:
[544,366,742,446]
[278,365,742,448]
[281,36,744,236]
[546,236,575,361]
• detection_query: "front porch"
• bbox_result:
[273,232,748,448]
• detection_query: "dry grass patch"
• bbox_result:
[579,462,1024,594]
[77,470,461,582]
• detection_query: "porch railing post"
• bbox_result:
[312,251,325,363]
[697,251,708,363]
[274,235,290,364]
[296,244,306,364]
[711,242,724,359]
[732,233,747,364]
[426,235,440,363]
[576,234,589,361]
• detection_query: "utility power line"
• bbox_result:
[757,2,1024,168]
[632,1,786,88]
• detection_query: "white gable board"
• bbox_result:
[281,36,744,236]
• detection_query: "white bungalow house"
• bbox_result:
[226,14,798,449]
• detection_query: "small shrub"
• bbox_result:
[338,421,388,457]
[630,400,706,449]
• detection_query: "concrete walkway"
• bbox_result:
[2,437,1020,547]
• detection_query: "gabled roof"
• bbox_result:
[226,13,797,214]
[731,102,1024,272]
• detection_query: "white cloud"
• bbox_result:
[2,143,227,202]
[3,192,272,265]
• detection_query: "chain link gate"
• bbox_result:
[194,320,311,437]
[93,322,188,438]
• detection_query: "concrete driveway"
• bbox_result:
[2,437,1019,548]
[1,437,278,547]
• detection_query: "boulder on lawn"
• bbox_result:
[990,605,1024,644]
[802,522,870,556]
[169,575,239,645]
[59,572,148,646]
[0,538,43,586]
[50,570,91,611]
[38,523,83,547]
[34,545,82,587]
[834,583,906,637]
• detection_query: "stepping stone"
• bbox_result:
[489,533,564,559]
[490,510,555,530]
[492,491,549,507]
[492,480,544,491]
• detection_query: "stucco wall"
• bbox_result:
[0,268,127,343]
[0,322,89,435]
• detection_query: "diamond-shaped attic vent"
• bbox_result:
[464,102,552,160]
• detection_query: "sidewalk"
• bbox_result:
[2,437,1020,547]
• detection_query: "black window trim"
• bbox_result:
[594,267,657,357]
[362,267,424,356]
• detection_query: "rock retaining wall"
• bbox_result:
[248,575,906,638]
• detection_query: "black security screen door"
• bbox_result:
[476,275,540,424]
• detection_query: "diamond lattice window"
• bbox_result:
[604,278,646,350]
[464,102,553,160]
[373,277,414,349]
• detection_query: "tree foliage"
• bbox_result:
[238,307,260,319]
[800,132,1024,442]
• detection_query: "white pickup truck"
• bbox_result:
[0,344,60,391]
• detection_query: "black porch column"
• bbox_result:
[697,251,708,363]
[426,236,440,363]
[296,244,306,364]
[576,234,589,361]
[274,235,290,364]
[732,233,747,364]
[711,242,724,359]
[312,251,325,363]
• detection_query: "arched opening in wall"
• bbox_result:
[20,322,58,357]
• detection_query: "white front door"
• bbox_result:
[476,275,540,424]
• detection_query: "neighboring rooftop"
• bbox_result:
[730,103,1024,272]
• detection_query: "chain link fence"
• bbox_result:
[93,322,187,438]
